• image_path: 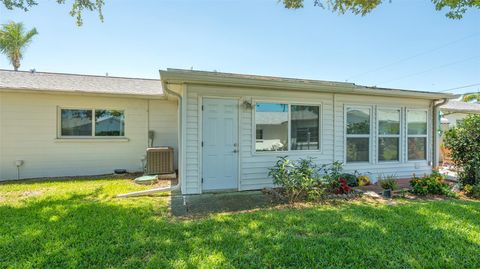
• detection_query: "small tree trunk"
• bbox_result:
[13,58,20,71]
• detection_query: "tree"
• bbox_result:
[0,0,104,26]
[282,0,480,19]
[444,114,480,186]
[0,21,38,71]
[462,93,480,103]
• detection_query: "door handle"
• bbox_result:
[233,149,238,153]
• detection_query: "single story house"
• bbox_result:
[438,99,480,163]
[0,69,455,194]
[440,100,480,127]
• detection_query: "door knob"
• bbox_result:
[233,149,238,153]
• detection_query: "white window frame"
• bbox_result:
[406,108,428,162]
[252,100,323,154]
[377,107,402,163]
[344,105,372,164]
[57,107,126,139]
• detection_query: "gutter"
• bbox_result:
[432,98,449,167]
[117,83,183,198]
[160,69,456,100]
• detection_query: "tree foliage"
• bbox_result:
[462,93,480,102]
[282,0,479,19]
[0,21,37,71]
[444,114,480,186]
[0,0,104,26]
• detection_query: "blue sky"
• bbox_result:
[0,0,479,93]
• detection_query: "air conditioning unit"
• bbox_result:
[145,147,174,175]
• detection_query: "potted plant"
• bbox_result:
[378,175,398,198]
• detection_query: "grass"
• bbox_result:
[1,179,480,268]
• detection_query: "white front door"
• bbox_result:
[202,98,239,191]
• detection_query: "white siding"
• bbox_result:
[334,94,433,181]
[183,85,434,194]
[0,92,177,180]
[148,100,179,168]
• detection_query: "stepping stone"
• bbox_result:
[363,191,381,198]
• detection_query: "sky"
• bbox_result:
[0,0,479,94]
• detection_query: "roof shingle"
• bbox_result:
[441,100,480,113]
[0,69,163,97]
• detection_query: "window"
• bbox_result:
[60,108,125,137]
[378,109,400,161]
[256,129,263,140]
[255,102,321,152]
[291,105,320,150]
[255,103,288,151]
[95,110,125,136]
[346,107,370,163]
[407,110,427,160]
[61,109,92,136]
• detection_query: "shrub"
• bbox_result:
[444,114,480,186]
[378,175,398,190]
[268,157,324,202]
[463,184,480,198]
[410,171,456,197]
[357,175,371,186]
[340,173,358,187]
[320,161,344,183]
[331,178,352,194]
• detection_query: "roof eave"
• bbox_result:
[0,87,167,99]
[160,69,456,100]
[441,108,480,114]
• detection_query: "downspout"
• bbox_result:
[432,98,448,168]
[117,83,183,198]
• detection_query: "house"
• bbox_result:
[440,100,480,127]
[438,100,480,163]
[0,69,455,194]
[0,70,178,181]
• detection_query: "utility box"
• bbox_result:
[145,147,174,175]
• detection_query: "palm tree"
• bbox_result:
[0,21,38,71]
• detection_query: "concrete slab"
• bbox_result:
[170,190,274,217]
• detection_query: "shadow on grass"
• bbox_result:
[1,190,479,268]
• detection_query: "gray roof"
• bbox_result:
[0,69,164,97]
[441,100,480,113]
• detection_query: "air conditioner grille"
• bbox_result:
[146,147,174,175]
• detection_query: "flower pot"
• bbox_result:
[383,189,392,198]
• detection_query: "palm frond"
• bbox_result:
[0,21,38,70]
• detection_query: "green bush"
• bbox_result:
[464,184,480,198]
[268,157,324,202]
[320,161,344,183]
[339,173,358,187]
[378,175,398,190]
[444,114,480,186]
[410,171,456,197]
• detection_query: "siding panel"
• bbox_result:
[0,92,178,180]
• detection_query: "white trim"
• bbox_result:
[406,108,429,162]
[344,105,373,164]
[54,138,129,143]
[251,99,323,155]
[376,107,402,163]
[57,106,126,139]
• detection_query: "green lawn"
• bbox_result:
[1,179,479,269]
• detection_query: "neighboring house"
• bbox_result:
[440,100,480,127]
[438,100,480,163]
[0,70,178,180]
[0,69,455,195]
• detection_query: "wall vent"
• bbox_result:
[145,147,174,175]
